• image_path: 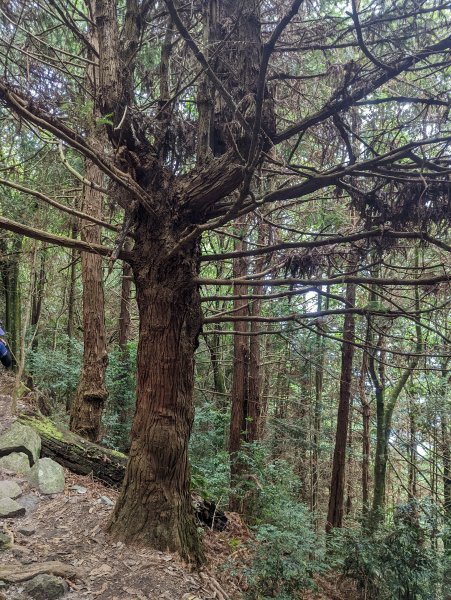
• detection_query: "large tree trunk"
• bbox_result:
[108,213,204,564]
[70,161,108,441]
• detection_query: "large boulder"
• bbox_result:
[28,458,65,494]
[0,422,41,465]
[0,452,31,474]
[24,574,69,600]
[0,480,21,499]
[0,497,26,518]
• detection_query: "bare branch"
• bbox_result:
[197,273,450,288]
[273,34,451,144]
[0,216,132,262]
[0,176,119,232]
[201,228,451,261]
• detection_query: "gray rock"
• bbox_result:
[28,458,65,494]
[0,479,21,499]
[24,574,69,600]
[0,452,31,474]
[16,493,40,514]
[0,530,13,549]
[17,526,35,536]
[99,495,114,506]
[0,422,41,466]
[69,485,87,494]
[0,497,26,518]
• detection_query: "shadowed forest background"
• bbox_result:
[0,0,450,598]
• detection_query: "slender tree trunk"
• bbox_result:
[203,244,227,400]
[359,317,371,516]
[247,221,267,443]
[326,279,356,531]
[14,241,37,404]
[2,235,22,367]
[312,291,327,528]
[116,238,134,430]
[408,397,417,501]
[229,228,249,512]
[65,218,79,411]
[370,274,422,527]
[204,330,227,397]
[69,3,108,440]
[66,218,78,343]
[70,160,108,441]
[345,399,354,515]
[118,246,132,351]
[26,245,47,388]
[440,359,451,595]
[108,214,203,563]
[30,246,46,350]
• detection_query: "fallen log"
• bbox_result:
[18,413,127,487]
[18,412,228,530]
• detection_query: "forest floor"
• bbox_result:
[0,374,360,600]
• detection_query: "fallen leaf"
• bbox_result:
[89,563,112,577]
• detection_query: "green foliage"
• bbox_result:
[244,518,320,600]
[330,502,443,600]
[27,335,82,406]
[103,343,137,452]
[230,445,324,599]
[96,113,114,127]
[190,403,230,501]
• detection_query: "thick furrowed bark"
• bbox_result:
[108,234,204,564]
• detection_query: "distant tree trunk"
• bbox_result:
[108,211,204,563]
[66,218,78,348]
[326,278,356,532]
[205,329,227,398]
[14,242,37,401]
[345,399,354,515]
[297,364,310,503]
[408,396,417,501]
[1,234,22,367]
[117,238,134,430]
[30,246,46,349]
[203,259,227,400]
[312,291,326,528]
[247,220,267,443]
[118,255,132,351]
[229,228,249,512]
[369,284,421,528]
[359,339,371,516]
[69,159,108,441]
[440,361,451,595]
[26,245,47,388]
[65,219,79,412]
